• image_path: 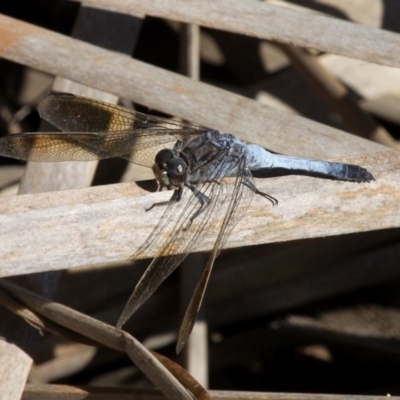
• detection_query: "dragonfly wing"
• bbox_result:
[118,151,255,347]
[118,131,199,167]
[176,157,255,353]
[39,93,205,133]
[0,132,113,162]
[116,252,186,328]
[0,93,207,166]
[117,177,224,328]
[0,130,199,167]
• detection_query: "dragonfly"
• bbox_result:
[0,93,374,352]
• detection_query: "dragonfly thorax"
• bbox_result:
[153,148,188,188]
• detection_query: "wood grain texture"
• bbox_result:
[179,21,209,386]
[0,341,31,400]
[1,149,398,278]
[0,280,193,400]
[46,227,400,338]
[69,0,400,69]
[289,0,399,30]
[276,44,399,149]
[22,384,400,399]
[0,9,143,400]
[0,3,397,396]
[0,14,386,160]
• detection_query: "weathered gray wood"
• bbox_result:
[321,54,400,100]
[18,4,142,194]
[249,52,400,131]
[21,383,400,399]
[0,166,24,189]
[0,341,31,400]
[207,235,400,327]
[0,149,398,278]
[29,344,97,383]
[285,0,399,30]
[320,54,400,127]
[362,95,400,125]
[210,307,400,372]
[283,304,400,339]
[0,280,193,400]
[0,3,390,396]
[180,23,200,80]
[178,21,209,386]
[47,228,400,350]
[68,0,400,69]
[0,8,143,400]
[276,44,399,149]
[0,14,386,159]
[78,226,400,338]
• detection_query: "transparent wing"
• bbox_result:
[176,158,255,352]
[39,93,205,133]
[0,93,206,167]
[0,130,199,168]
[117,152,255,342]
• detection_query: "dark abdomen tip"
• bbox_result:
[344,164,375,182]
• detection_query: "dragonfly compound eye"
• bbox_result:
[167,158,188,186]
[155,149,174,168]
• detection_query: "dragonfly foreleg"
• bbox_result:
[242,178,278,206]
[146,186,183,212]
[183,182,211,231]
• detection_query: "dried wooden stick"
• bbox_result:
[68,0,400,70]
[152,352,210,400]
[0,9,144,399]
[0,149,398,278]
[283,304,400,339]
[0,279,200,400]
[22,383,400,399]
[276,44,400,149]
[178,20,209,387]
[0,14,385,159]
[208,237,400,327]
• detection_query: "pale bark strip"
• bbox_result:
[0,150,398,278]
[70,0,400,69]
[0,341,31,400]
[0,13,386,159]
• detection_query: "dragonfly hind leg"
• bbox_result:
[242,178,278,206]
[183,183,211,231]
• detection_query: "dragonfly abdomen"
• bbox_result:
[269,154,375,182]
[244,144,374,182]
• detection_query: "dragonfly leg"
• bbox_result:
[146,187,183,211]
[242,178,278,206]
[183,183,211,231]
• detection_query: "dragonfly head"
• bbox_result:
[153,149,188,188]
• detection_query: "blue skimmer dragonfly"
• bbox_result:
[0,93,374,352]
